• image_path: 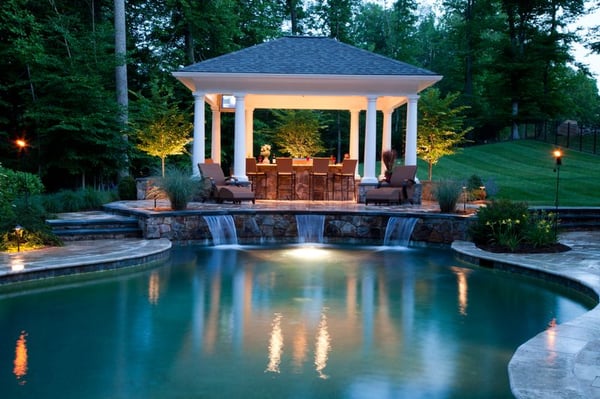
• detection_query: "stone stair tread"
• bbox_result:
[47,217,138,226]
[53,227,142,236]
[47,212,142,240]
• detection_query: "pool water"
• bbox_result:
[0,245,593,399]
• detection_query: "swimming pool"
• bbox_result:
[0,244,593,398]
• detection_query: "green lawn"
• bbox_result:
[415,140,600,206]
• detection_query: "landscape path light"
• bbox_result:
[14,225,23,252]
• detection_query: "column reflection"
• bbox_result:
[314,310,331,379]
[148,271,160,305]
[292,323,308,373]
[266,313,284,373]
[451,266,471,316]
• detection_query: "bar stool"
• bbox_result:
[276,158,296,200]
[333,159,357,201]
[246,157,267,198]
[309,158,331,200]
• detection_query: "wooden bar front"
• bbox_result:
[253,160,355,201]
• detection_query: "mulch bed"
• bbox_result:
[476,243,571,254]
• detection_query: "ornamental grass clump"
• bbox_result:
[433,179,462,213]
[470,199,559,252]
[158,167,197,210]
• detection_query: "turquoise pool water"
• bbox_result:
[0,245,593,398]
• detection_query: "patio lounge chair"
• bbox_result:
[198,163,255,204]
[364,165,417,205]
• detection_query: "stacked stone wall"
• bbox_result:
[136,211,473,246]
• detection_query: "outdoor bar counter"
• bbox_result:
[254,159,356,201]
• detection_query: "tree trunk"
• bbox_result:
[464,0,474,97]
[511,101,520,139]
[114,0,129,177]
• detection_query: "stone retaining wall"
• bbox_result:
[136,211,473,246]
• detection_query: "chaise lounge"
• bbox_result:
[198,163,255,204]
[364,165,417,205]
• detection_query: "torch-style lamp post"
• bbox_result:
[553,149,562,238]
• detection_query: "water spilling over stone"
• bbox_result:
[383,217,418,247]
[204,215,238,245]
[296,215,325,243]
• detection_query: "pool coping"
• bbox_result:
[452,232,600,399]
[0,238,172,286]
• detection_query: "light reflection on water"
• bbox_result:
[266,312,283,373]
[0,245,594,399]
[13,331,28,385]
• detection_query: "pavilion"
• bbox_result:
[172,36,441,186]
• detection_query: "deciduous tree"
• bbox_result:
[417,88,472,180]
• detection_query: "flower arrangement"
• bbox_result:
[260,144,271,155]
[260,144,271,163]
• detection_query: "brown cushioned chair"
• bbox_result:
[365,165,417,205]
[309,157,331,200]
[246,157,267,198]
[333,158,358,201]
[198,163,255,204]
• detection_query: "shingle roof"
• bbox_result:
[178,36,437,76]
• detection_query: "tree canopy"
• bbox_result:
[0,0,598,190]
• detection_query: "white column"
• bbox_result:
[245,108,254,157]
[380,109,393,179]
[349,109,360,177]
[362,96,378,184]
[210,106,221,164]
[233,94,248,181]
[192,91,205,176]
[405,95,419,166]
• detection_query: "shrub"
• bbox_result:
[0,165,61,251]
[465,174,488,200]
[41,188,117,213]
[470,199,528,245]
[118,176,137,200]
[0,166,44,203]
[434,179,462,213]
[466,174,483,191]
[469,200,558,251]
[524,210,558,248]
[157,167,197,210]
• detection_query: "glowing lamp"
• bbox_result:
[553,149,562,166]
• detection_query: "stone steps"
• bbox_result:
[533,207,600,230]
[47,214,142,241]
[558,208,600,230]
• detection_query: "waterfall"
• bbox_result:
[383,217,418,247]
[204,215,238,246]
[296,215,325,243]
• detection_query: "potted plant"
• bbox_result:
[382,149,397,182]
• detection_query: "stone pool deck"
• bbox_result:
[0,238,172,285]
[0,203,599,398]
[453,231,600,399]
